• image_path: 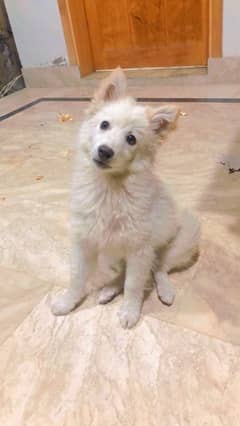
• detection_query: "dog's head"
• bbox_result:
[81,68,179,175]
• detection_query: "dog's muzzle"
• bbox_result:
[94,145,114,169]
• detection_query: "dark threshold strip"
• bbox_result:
[0,99,41,122]
[1,96,240,122]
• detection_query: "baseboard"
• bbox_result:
[22,59,240,88]
[22,65,81,88]
[208,57,240,83]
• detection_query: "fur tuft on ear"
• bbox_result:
[93,67,127,103]
[148,105,180,133]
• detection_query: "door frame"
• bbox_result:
[57,0,222,76]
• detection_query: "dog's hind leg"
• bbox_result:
[160,210,200,274]
[154,210,200,305]
[154,271,175,305]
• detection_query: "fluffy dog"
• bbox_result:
[52,68,200,328]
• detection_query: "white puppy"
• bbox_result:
[52,68,200,328]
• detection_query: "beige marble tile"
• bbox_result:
[0,114,75,284]
[0,102,87,284]
[0,84,240,423]
[0,267,50,345]
[0,295,239,426]
[0,98,240,344]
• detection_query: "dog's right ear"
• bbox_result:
[147,105,180,133]
[93,67,127,103]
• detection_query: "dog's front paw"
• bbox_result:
[118,303,141,329]
[51,291,77,316]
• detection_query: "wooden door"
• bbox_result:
[84,0,209,69]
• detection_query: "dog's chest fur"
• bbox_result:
[72,169,156,253]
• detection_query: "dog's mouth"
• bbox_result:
[93,159,111,169]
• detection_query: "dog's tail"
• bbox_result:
[160,210,201,273]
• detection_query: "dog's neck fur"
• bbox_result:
[72,156,159,252]
[72,155,158,221]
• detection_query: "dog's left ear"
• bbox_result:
[148,105,180,133]
[93,67,127,103]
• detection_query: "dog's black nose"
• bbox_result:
[98,145,114,161]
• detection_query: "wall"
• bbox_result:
[223,0,240,56]
[4,0,68,68]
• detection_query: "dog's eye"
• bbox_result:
[100,120,110,130]
[126,134,136,146]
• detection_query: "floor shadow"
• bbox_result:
[197,129,240,237]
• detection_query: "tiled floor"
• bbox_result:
[0,82,240,425]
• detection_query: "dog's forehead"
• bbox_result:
[97,98,146,124]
